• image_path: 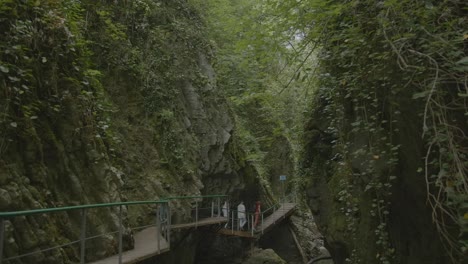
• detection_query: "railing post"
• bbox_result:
[165,203,169,240]
[251,215,254,236]
[211,200,214,218]
[231,211,234,234]
[217,198,221,217]
[261,212,264,234]
[167,203,171,248]
[237,210,239,231]
[195,201,198,228]
[163,203,166,239]
[156,205,161,254]
[80,209,87,264]
[118,205,123,264]
[0,219,4,264]
[246,213,249,232]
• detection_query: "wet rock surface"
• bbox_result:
[243,248,287,264]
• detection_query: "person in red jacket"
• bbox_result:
[254,201,261,229]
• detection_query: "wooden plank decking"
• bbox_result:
[89,217,228,264]
[171,216,228,229]
[216,203,296,238]
[257,203,296,235]
[89,205,294,264]
[90,227,169,264]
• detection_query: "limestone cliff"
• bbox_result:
[299,1,467,263]
[301,92,452,263]
[0,1,260,263]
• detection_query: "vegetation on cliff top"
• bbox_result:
[0,0,263,262]
[1,0,466,263]
[192,0,312,201]
[262,0,467,263]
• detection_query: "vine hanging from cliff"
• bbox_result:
[268,0,467,263]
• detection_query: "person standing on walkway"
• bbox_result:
[222,201,229,228]
[254,201,261,229]
[237,201,246,230]
[222,201,229,217]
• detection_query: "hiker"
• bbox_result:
[222,201,229,228]
[159,204,168,232]
[254,201,261,228]
[237,201,246,230]
[222,201,229,217]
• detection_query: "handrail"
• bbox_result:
[0,200,169,218]
[261,204,277,215]
[224,195,297,236]
[0,195,228,218]
[165,195,228,200]
[260,191,297,215]
[0,195,227,264]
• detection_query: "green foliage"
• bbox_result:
[67,0,213,170]
[267,0,467,263]
[192,0,312,183]
[0,0,108,156]
[0,0,216,178]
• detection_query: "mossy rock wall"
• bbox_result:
[0,1,261,263]
[302,91,451,264]
[299,1,466,263]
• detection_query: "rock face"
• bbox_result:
[289,211,330,261]
[300,87,455,264]
[264,136,295,199]
[259,222,303,264]
[194,232,251,264]
[243,248,287,264]
[0,1,259,263]
[297,1,466,263]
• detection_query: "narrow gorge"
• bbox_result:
[0,1,466,264]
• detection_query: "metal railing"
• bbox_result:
[166,195,225,226]
[220,208,256,236]
[0,195,227,264]
[222,193,297,236]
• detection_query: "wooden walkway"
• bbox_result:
[90,227,169,264]
[90,217,228,264]
[216,203,296,238]
[171,216,227,229]
[89,204,295,264]
[216,229,255,238]
[257,203,296,235]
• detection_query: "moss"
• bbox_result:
[244,248,287,264]
[0,0,288,263]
